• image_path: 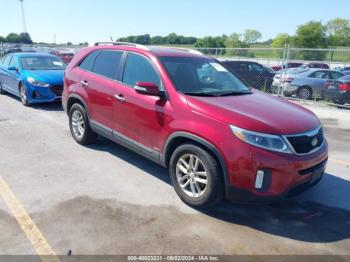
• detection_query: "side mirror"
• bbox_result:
[134,82,165,98]
[8,66,18,71]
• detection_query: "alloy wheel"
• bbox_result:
[299,88,311,100]
[20,86,27,104]
[176,154,208,198]
[71,110,85,139]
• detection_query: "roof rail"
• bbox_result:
[167,47,204,56]
[94,42,150,51]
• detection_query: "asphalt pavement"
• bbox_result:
[0,93,349,257]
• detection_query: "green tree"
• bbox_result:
[19,33,33,44]
[6,33,21,43]
[271,33,293,58]
[243,29,262,45]
[294,21,328,60]
[326,18,350,60]
[167,33,179,45]
[272,33,292,48]
[224,33,249,57]
[224,33,242,48]
[194,36,225,55]
[151,35,164,45]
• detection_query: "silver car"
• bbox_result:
[283,69,345,100]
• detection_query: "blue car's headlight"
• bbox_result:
[27,77,49,87]
[230,125,292,154]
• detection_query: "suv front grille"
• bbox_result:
[285,127,324,155]
[50,85,63,97]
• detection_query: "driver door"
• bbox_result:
[112,52,169,152]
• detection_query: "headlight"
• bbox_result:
[230,125,292,154]
[27,77,49,87]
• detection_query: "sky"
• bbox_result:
[0,0,349,44]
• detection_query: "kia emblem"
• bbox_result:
[311,137,318,147]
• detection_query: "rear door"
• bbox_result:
[7,55,21,95]
[308,70,329,97]
[222,61,250,85]
[78,50,124,130]
[0,54,12,91]
[247,62,270,89]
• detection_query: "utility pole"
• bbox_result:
[19,0,27,33]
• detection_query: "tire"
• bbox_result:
[69,103,97,145]
[0,82,5,95]
[169,143,224,208]
[297,86,312,100]
[19,84,30,106]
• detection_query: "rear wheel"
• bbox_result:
[19,84,30,106]
[297,86,312,100]
[169,144,224,208]
[69,103,97,145]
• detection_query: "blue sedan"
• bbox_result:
[0,53,66,106]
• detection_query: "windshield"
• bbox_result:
[159,56,250,96]
[20,56,66,70]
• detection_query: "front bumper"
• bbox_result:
[225,159,326,203]
[223,139,328,203]
[26,83,63,104]
[283,84,299,96]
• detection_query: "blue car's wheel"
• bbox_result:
[0,82,5,95]
[19,84,30,106]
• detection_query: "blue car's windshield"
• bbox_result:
[20,56,66,70]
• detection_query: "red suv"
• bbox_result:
[62,43,328,208]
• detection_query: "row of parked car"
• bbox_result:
[0,43,329,208]
[219,60,350,105]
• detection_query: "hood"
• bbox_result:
[186,91,320,135]
[23,70,64,84]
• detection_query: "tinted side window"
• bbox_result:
[92,51,123,80]
[224,62,239,71]
[248,63,264,73]
[309,71,327,79]
[79,51,99,72]
[123,53,161,87]
[331,71,344,80]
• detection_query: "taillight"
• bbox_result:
[284,77,294,83]
[339,83,350,91]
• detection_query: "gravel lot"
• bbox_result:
[0,93,349,256]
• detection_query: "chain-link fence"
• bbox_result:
[0,43,84,57]
[1,43,350,108]
[196,46,350,108]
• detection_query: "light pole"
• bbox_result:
[19,0,27,33]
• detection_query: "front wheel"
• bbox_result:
[19,84,30,106]
[169,144,224,208]
[69,103,97,145]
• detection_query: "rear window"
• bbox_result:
[92,51,123,80]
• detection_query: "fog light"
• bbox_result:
[255,170,264,189]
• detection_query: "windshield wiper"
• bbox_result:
[184,92,218,97]
[215,91,252,96]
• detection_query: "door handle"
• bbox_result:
[114,94,126,103]
[80,80,89,87]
